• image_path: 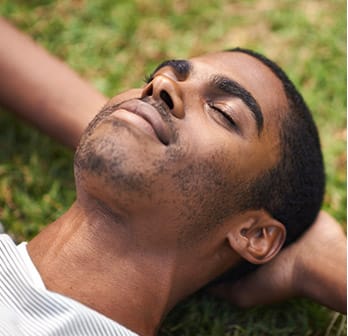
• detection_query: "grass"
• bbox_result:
[0,0,346,335]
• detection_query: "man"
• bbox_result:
[0,18,346,336]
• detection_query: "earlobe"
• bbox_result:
[227,212,286,264]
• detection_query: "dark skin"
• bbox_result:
[211,211,347,313]
[29,51,290,336]
[1,18,346,336]
[74,52,286,244]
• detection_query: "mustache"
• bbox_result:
[98,97,170,122]
[86,97,177,141]
[140,96,172,123]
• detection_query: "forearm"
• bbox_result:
[211,211,347,313]
[0,17,107,149]
[296,238,347,313]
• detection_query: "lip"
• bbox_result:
[112,100,171,145]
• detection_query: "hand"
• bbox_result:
[209,211,347,313]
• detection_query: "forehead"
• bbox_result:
[190,51,288,129]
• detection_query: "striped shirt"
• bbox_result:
[0,234,138,336]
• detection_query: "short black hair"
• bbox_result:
[212,48,325,284]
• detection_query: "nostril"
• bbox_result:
[160,90,174,109]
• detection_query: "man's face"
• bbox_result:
[75,51,287,246]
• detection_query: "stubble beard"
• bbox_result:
[74,101,242,245]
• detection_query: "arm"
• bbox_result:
[0,17,107,149]
[211,211,347,313]
[294,211,346,312]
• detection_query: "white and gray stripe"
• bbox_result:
[0,234,138,336]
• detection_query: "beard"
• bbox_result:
[74,98,181,195]
[74,98,243,245]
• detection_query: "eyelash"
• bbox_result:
[144,73,238,131]
[208,103,236,129]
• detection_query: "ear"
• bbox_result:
[227,211,286,264]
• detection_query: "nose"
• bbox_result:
[141,75,185,119]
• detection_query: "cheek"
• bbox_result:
[183,123,277,183]
[168,149,246,244]
[177,121,247,179]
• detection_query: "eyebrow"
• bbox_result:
[147,59,192,82]
[211,75,264,133]
[148,59,264,133]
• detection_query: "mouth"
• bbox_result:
[111,99,171,145]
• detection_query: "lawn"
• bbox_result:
[0,0,346,335]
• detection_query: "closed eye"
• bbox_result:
[208,103,237,130]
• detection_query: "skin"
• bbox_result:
[211,211,347,313]
[75,52,287,244]
[0,17,106,148]
[1,17,346,334]
[28,51,289,335]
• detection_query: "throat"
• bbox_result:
[26,201,177,336]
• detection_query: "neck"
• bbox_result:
[27,201,179,336]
